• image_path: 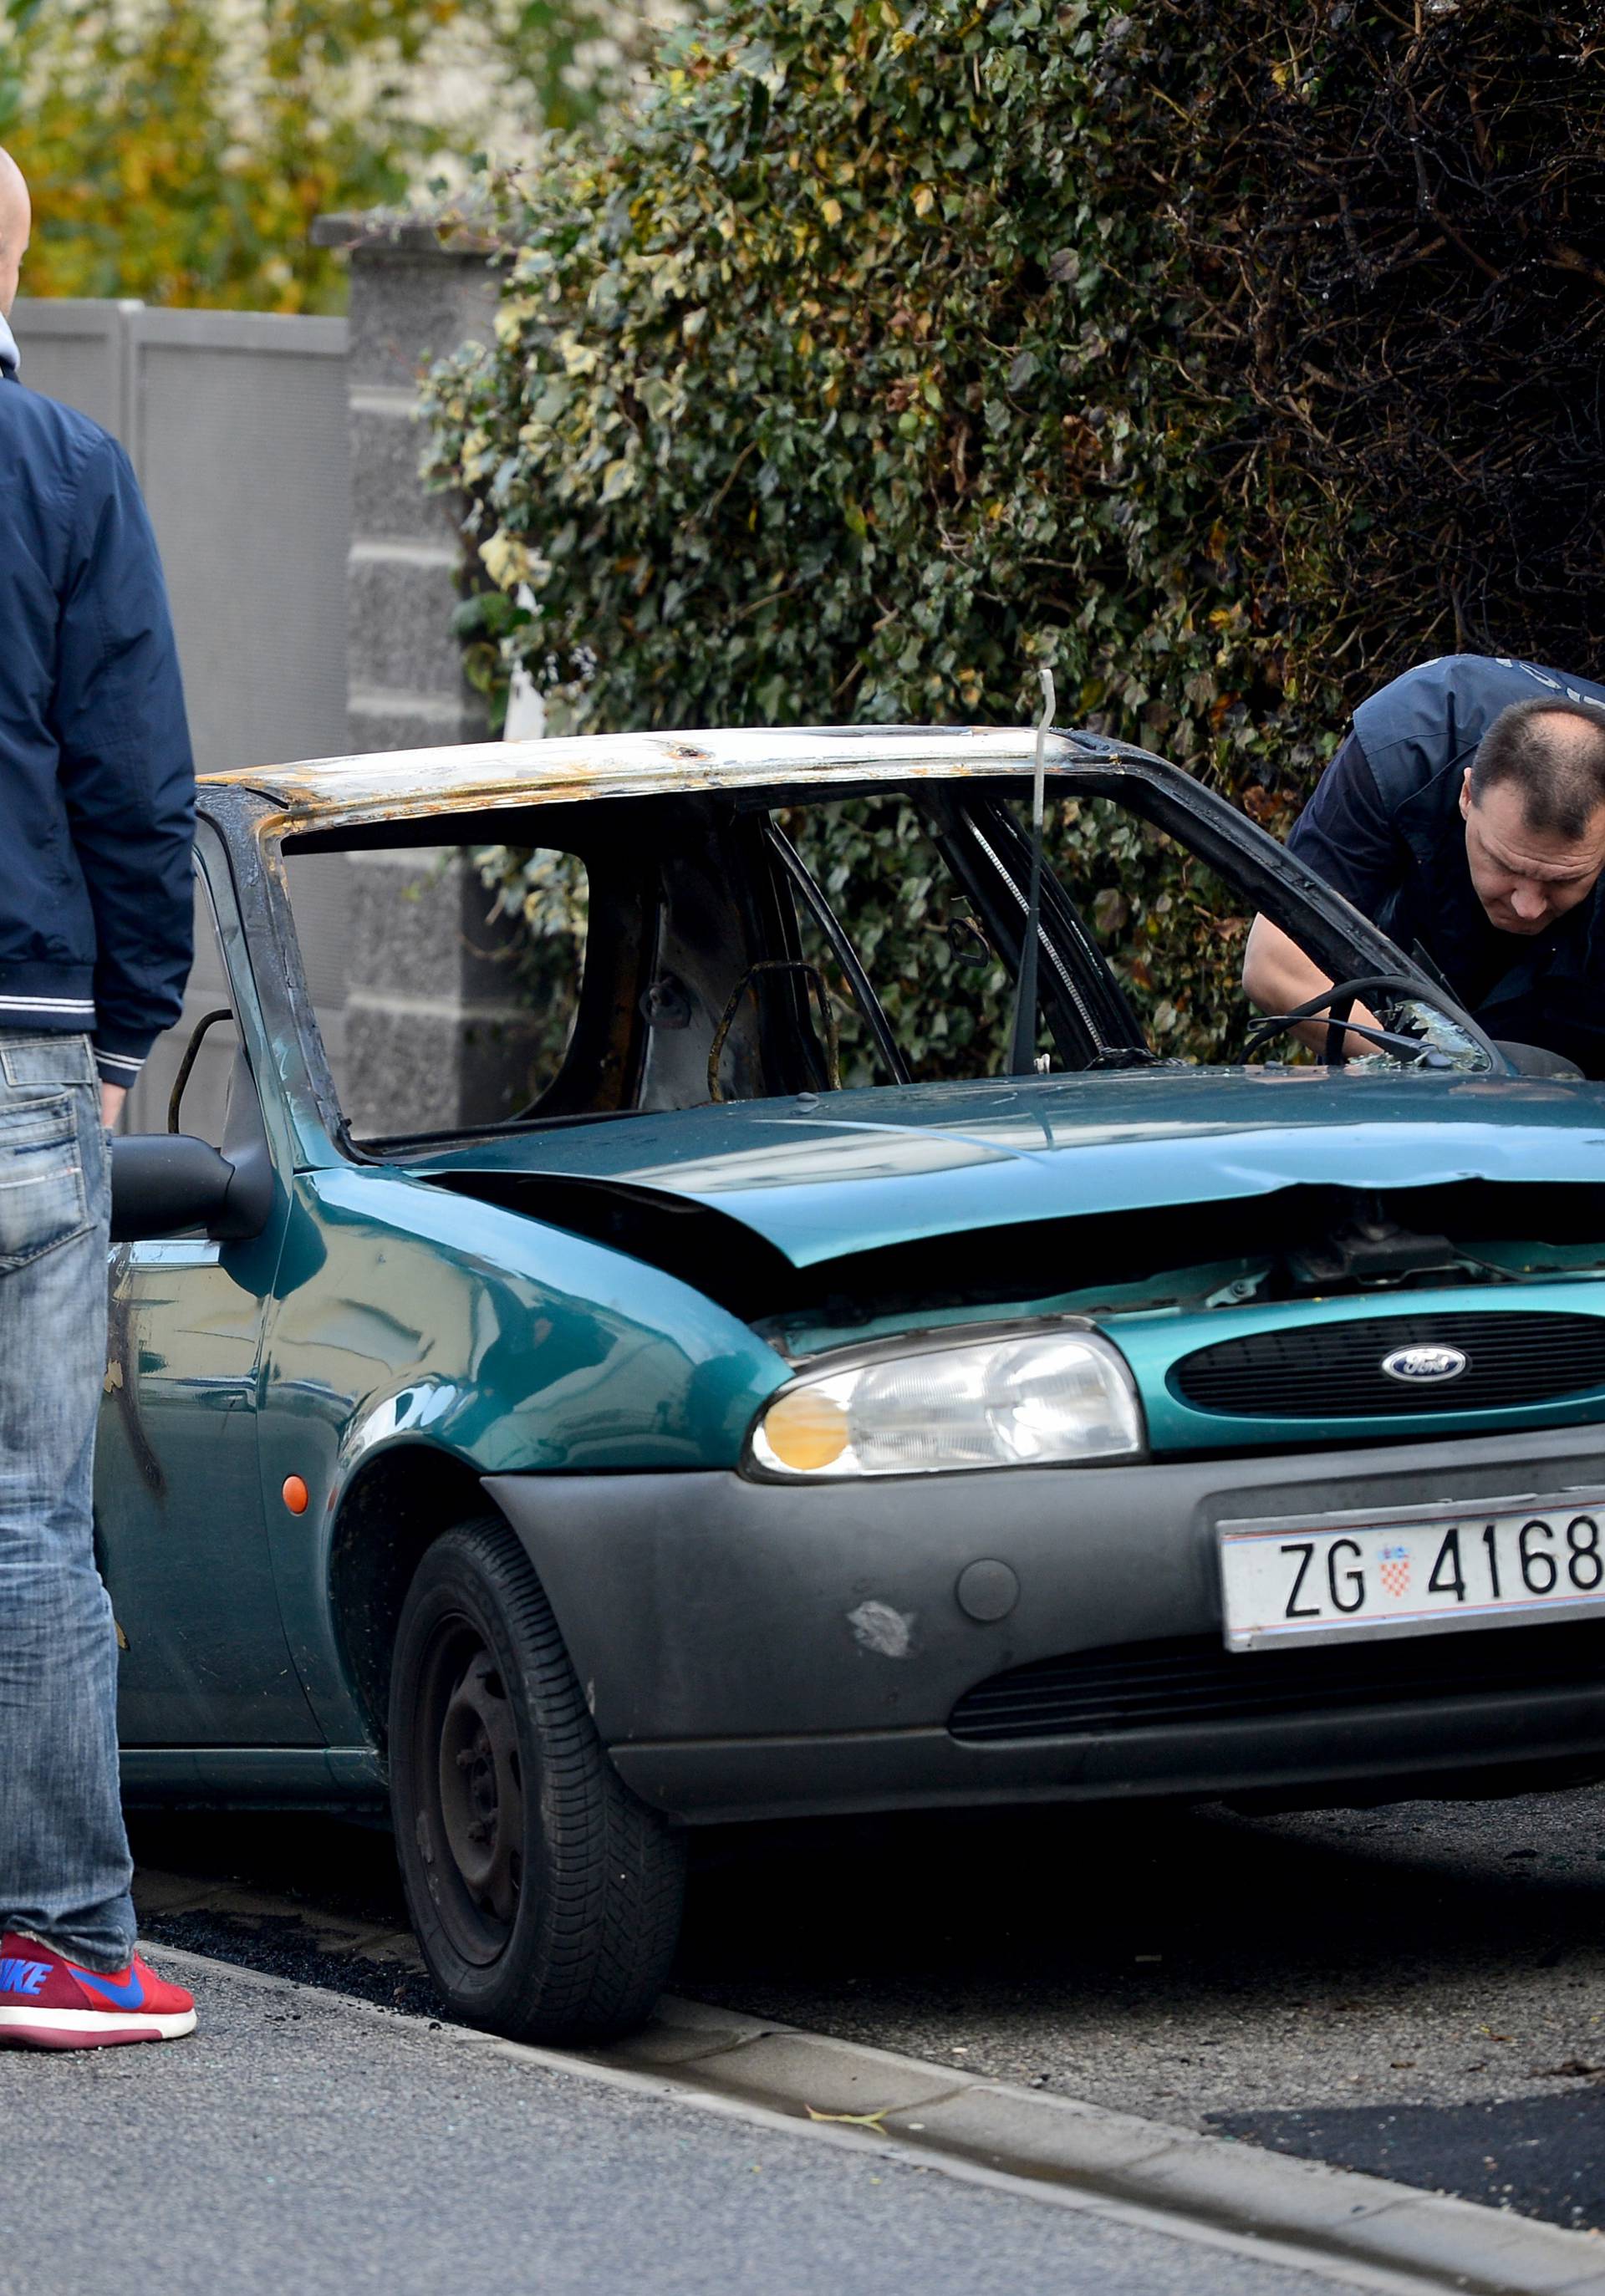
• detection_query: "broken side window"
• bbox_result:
[280,840,588,1140]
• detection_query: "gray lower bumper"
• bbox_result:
[485,1423,1605,1823]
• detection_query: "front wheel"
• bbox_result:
[388,1514,685,2042]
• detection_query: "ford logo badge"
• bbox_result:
[1381,1344,1468,1384]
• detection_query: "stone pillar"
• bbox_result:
[312,207,498,754]
[310,211,538,1137]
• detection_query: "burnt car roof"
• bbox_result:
[200,724,1123,832]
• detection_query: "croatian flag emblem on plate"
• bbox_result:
[1378,1544,1411,1599]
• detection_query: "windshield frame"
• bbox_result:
[210,741,1503,1169]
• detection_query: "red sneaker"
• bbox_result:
[0,1933,196,2049]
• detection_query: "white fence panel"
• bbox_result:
[10,297,350,776]
[9,297,354,1131]
[9,296,135,438]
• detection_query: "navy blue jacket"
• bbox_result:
[0,312,194,1087]
[1288,654,1605,1073]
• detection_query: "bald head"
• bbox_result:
[0,147,29,316]
[1470,699,1605,839]
[1458,699,1605,935]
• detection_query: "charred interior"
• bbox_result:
[282,756,1493,1158]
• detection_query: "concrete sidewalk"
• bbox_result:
[127,1862,1605,2296]
[0,1952,1389,2296]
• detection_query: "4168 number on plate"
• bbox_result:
[1283,1512,1602,1621]
[1219,1497,1605,1649]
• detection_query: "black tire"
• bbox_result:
[388,1513,685,2043]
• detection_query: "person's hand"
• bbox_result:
[100,1080,126,1129]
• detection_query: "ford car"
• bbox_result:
[103,724,1605,2039]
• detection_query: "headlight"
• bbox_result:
[746,1323,1145,1480]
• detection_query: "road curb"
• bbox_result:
[588,1994,1605,2296]
[140,1890,1605,2296]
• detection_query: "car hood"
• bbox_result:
[404,1068,1605,1271]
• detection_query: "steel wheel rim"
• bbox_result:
[415,1614,524,1966]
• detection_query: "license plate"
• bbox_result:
[1218,1492,1605,1652]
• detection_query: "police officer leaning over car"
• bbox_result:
[1242,654,1605,1076]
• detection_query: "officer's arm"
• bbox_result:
[1241,914,1382,1056]
[1242,733,1396,1057]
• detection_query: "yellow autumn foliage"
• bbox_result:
[0,0,653,311]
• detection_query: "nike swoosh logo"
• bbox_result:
[72,1966,145,2009]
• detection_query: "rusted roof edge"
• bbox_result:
[201,727,1129,833]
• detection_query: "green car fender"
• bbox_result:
[257,1167,790,1744]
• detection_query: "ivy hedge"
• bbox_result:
[425,0,1605,1067]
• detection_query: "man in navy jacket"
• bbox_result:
[0,149,201,2050]
[1243,656,1605,1074]
[0,165,194,1096]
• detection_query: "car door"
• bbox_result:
[96,856,321,1747]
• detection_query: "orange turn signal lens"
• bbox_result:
[757,1387,850,1473]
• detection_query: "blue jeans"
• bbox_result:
[0,1033,131,1972]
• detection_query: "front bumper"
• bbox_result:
[485,1423,1605,1824]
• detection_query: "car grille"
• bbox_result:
[948,1621,1605,1743]
[1169,1311,1605,1419]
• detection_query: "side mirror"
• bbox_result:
[110,1132,273,1244]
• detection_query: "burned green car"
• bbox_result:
[105,724,1605,2040]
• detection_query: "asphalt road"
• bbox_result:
[680,1789,1605,2233]
[130,1779,1605,2235]
[0,1954,1343,2296]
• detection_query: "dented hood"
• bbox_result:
[405,1068,1605,1272]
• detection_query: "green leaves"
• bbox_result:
[425,0,1605,1062]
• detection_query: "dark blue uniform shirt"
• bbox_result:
[1287,654,1605,1074]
